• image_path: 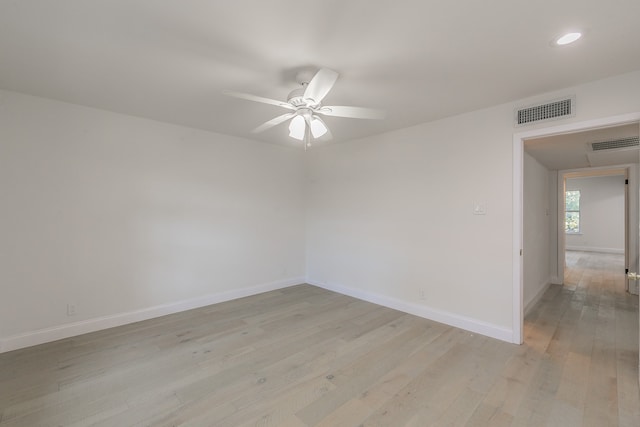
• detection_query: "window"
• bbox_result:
[565,190,580,233]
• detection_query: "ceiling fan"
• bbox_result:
[224,68,384,145]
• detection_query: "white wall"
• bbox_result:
[565,175,625,253]
[523,153,550,312]
[2,70,640,351]
[0,90,306,350]
[306,104,517,339]
[306,70,640,341]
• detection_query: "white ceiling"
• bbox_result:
[1,1,640,146]
[525,124,640,170]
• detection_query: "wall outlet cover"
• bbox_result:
[473,203,487,215]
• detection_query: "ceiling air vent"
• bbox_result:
[591,136,639,151]
[515,96,575,126]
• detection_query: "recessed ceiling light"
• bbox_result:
[555,32,582,45]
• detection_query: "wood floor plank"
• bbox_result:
[465,402,514,427]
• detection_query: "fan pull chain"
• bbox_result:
[304,119,311,150]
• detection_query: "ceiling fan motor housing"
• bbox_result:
[287,87,308,107]
[288,69,318,107]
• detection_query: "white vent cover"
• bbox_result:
[591,136,639,151]
[515,96,575,126]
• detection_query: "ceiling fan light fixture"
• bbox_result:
[224,67,385,144]
[310,117,328,138]
[288,115,306,140]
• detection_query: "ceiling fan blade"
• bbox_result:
[318,105,385,120]
[252,112,296,133]
[303,68,339,105]
[223,90,295,110]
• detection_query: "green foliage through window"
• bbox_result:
[565,190,580,233]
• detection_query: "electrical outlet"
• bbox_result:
[419,289,426,300]
[67,304,76,316]
[473,203,487,215]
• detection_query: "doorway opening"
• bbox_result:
[560,168,631,292]
[512,112,640,344]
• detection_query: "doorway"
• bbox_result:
[513,112,640,344]
[560,168,630,292]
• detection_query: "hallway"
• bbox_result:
[522,250,638,425]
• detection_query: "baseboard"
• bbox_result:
[565,246,624,254]
[0,277,304,354]
[307,280,513,343]
[550,276,563,285]
[524,279,551,316]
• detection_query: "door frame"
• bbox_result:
[557,166,632,290]
[512,112,640,344]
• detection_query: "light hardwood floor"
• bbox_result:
[1,251,638,426]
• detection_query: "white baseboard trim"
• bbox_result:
[307,280,513,343]
[0,277,304,354]
[524,279,551,316]
[550,276,563,285]
[565,246,624,254]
